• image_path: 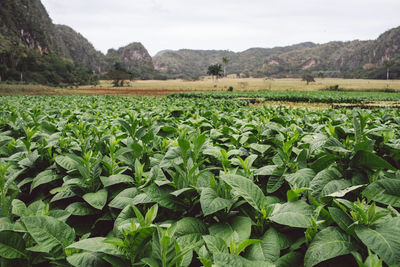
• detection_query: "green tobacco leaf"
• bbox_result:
[328,207,354,235]
[310,167,341,199]
[200,187,235,216]
[100,174,134,187]
[249,144,271,154]
[67,252,110,267]
[214,253,274,267]
[83,189,108,210]
[175,217,207,236]
[0,231,27,259]
[362,179,400,207]
[255,165,278,176]
[310,154,336,173]
[274,251,302,267]
[30,169,60,193]
[66,202,99,216]
[203,235,228,254]
[55,155,78,171]
[22,216,75,255]
[247,227,280,262]
[304,227,355,267]
[350,151,396,171]
[355,217,400,265]
[143,184,180,211]
[221,174,264,211]
[108,187,138,209]
[11,199,27,217]
[323,137,350,153]
[209,216,252,244]
[67,237,124,256]
[285,168,315,188]
[270,201,313,228]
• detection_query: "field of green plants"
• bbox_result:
[1,96,400,267]
[169,90,400,104]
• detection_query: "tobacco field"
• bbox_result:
[1,95,400,266]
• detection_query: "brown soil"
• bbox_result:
[0,87,195,96]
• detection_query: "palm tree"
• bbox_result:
[383,60,394,80]
[222,56,229,77]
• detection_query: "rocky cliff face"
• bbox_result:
[0,0,67,55]
[106,42,155,78]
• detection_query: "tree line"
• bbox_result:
[0,44,98,87]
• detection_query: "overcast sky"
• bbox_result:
[41,0,400,56]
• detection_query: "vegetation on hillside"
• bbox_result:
[153,27,400,80]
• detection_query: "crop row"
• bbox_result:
[168,90,400,103]
[1,96,400,266]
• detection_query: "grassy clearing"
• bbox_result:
[80,78,400,92]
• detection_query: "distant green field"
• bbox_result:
[168,90,400,104]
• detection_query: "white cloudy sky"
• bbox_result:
[41,0,400,56]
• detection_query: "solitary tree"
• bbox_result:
[302,74,315,85]
[222,56,229,77]
[207,64,223,81]
[106,62,133,87]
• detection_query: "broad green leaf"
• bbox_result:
[320,180,352,197]
[209,216,252,244]
[175,217,207,236]
[310,154,336,173]
[221,174,264,211]
[30,170,60,193]
[66,202,99,216]
[350,151,395,171]
[83,189,108,210]
[100,174,134,187]
[67,237,124,256]
[274,251,302,267]
[255,165,278,176]
[249,144,271,154]
[214,253,274,267]
[304,227,355,267]
[355,217,400,265]
[108,187,138,210]
[285,168,315,188]
[326,184,366,198]
[22,216,75,255]
[328,207,354,235]
[323,137,350,153]
[200,187,235,216]
[143,184,180,211]
[203,235,228,254]
[270,201,313,228]
[266,174,285,194]
[247,227,280,262]
[310,167,341,199]
[0,231,27,259]
[67,252,110,267]
[363,179,400,207]
[11,199,26,217]
[55,155,78,171]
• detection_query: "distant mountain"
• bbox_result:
[0,0,156,83]
[153,27,400,79]
[106,43,155,79]
[55,25,107,73]
[1,0,398,83]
